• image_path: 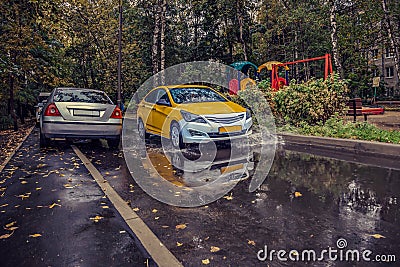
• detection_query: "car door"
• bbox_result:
[139,89,158,132]
[151,89,172,135]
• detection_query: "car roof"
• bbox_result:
[55,87,104,93]
[158,84,211,90]
[39,92,51,97]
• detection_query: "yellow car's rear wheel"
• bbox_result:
[138,118,149,140]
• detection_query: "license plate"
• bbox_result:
[220,163,244,174]
[73,109,100,117]
[219,125,242,133]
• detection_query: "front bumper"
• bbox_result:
[179,117,252,143]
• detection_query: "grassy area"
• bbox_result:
[279,117,400,144]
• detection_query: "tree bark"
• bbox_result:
[328,0,344,79]
[9,74,18,131]
[382,0,400,85]
[237,0,247,61]
[160,0,166,72]
[152,1,161,75]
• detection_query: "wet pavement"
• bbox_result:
[77,135,399,267]
[0,129,148,266]
[0,129,399,266]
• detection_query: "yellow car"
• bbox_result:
[137,85,252,148]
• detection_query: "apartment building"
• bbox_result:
[370,47,399,97]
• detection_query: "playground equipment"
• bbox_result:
[228,61,259,94]
[257,61,290,90]
[259,54,333,91]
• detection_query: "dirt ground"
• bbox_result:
[344,111,400,131]
[0,120,34,167]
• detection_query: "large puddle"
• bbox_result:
[138,136,399,264]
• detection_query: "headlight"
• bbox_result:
[180,110,206,123]
[246,109,252,120]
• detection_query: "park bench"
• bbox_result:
[346,98,368,122]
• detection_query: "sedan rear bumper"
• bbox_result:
[42,121,121,139]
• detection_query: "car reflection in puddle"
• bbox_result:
[143,138,255,188]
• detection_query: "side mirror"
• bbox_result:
[156,99,170,106]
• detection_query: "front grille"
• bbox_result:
[205,114,244,124]
[208,130,247,138]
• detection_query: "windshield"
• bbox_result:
[169,87,227,104]
[53,89,112,104]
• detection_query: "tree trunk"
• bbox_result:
[382,0,400,85]
[160,0,166,71]
[160,0,166,83]
[237,0,247,61]
[329,0,344,79]
[9,74,18,131]
[152,1,161,75]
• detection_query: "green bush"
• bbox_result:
[259,74,349,126]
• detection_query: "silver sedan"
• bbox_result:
[39,87,122,148]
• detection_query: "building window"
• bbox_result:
[385,66,394,78]
[371,49,379,59]
[385,47,394,58]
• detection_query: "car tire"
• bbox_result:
[170,122,184,149]
[39,129,49,148]
[108,137,120,149]
[138,118,149,140]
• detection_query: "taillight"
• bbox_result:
[44,103,61,116]
[111,106,122,119]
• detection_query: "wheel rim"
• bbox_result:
[138,120,145,138]
[171,125,180,147]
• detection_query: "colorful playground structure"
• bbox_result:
[229,53,333,92]
[229,53,384,115]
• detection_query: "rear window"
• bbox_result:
[53,89,112,104]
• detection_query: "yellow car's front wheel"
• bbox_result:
[170,122,184,149]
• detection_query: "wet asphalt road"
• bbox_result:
[0,128,148,267]
[0,129,399,267]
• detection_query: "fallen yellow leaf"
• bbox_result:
[210,246,220,252]
[152,209,158,213]
[202,259,210,265]
[370,234,386,239]
[5,226,18,231]
[48,203,61,209]
[29,233,42,238]
[90,215,103,222]
[0,231,14,239]
[101,206,109,209]
[5,221,16,228]
[35,187,42,191]
[20,181,28,184]
[223,193,233,200]
[175,224,187,230]
[248,240,256,246]
[132,207,139,212]
[176,242,183,247]
[294,191,302,197]
[0,204,8,208]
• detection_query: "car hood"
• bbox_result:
[177,101,245,115]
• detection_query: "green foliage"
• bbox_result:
[259,74,349,126]
[281,117,400,144]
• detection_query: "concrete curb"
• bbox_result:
[0,126,34,173]
[71,145,183,267]
[279,132,400,158]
